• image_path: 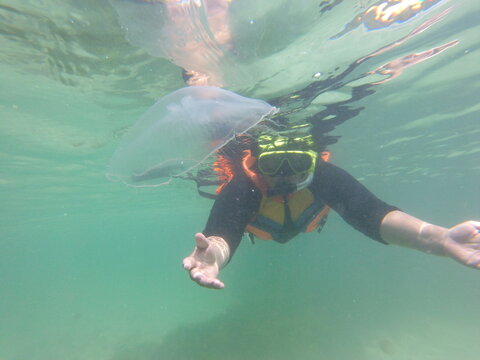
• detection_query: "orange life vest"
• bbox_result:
[241,149,330,241]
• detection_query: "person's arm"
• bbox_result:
[183,175,261,289]
[315,162,480,269]
[313,162,398,243]
[380,210,480,269]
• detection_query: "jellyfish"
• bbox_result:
[107,86,277,186]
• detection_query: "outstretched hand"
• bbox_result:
[443,221,480,269]
[182,233,226,289]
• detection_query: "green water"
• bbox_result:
[1,0,479,359]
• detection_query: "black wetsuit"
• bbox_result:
[203,162,398,257]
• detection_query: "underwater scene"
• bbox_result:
[1,0,479,359]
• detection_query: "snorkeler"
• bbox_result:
[182,131,480,289]
[106,85,479,290]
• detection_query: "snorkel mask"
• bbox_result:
[256,134,318,196]
[257,150,317,176]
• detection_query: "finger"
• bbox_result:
[196,276,225,289]
[464,250,480,270]
[190,269,209,284]
[446,243,480,270]
[461,221,480,235]
[195,233,209,249]
[467,222,480,238]
[200,277,225,290]
[182,257,196,271]
[190,270,225,290]
[209,278,225,289]
[466,221,480,229]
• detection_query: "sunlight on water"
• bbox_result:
[1,0,479,359]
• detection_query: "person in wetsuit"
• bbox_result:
[183,132,480,289]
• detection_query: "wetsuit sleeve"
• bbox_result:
[203,175,262,257]
[313,162,399,243]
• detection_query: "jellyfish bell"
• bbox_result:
[107,86,278,187]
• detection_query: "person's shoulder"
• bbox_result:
[315,161,341,175]
[313,161,354,186]
[224,172,259,193]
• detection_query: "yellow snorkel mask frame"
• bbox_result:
[256,133,317,177]
[254,130,321,195]
[257,150,317,176]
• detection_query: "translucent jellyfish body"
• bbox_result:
[108,86,277,186]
